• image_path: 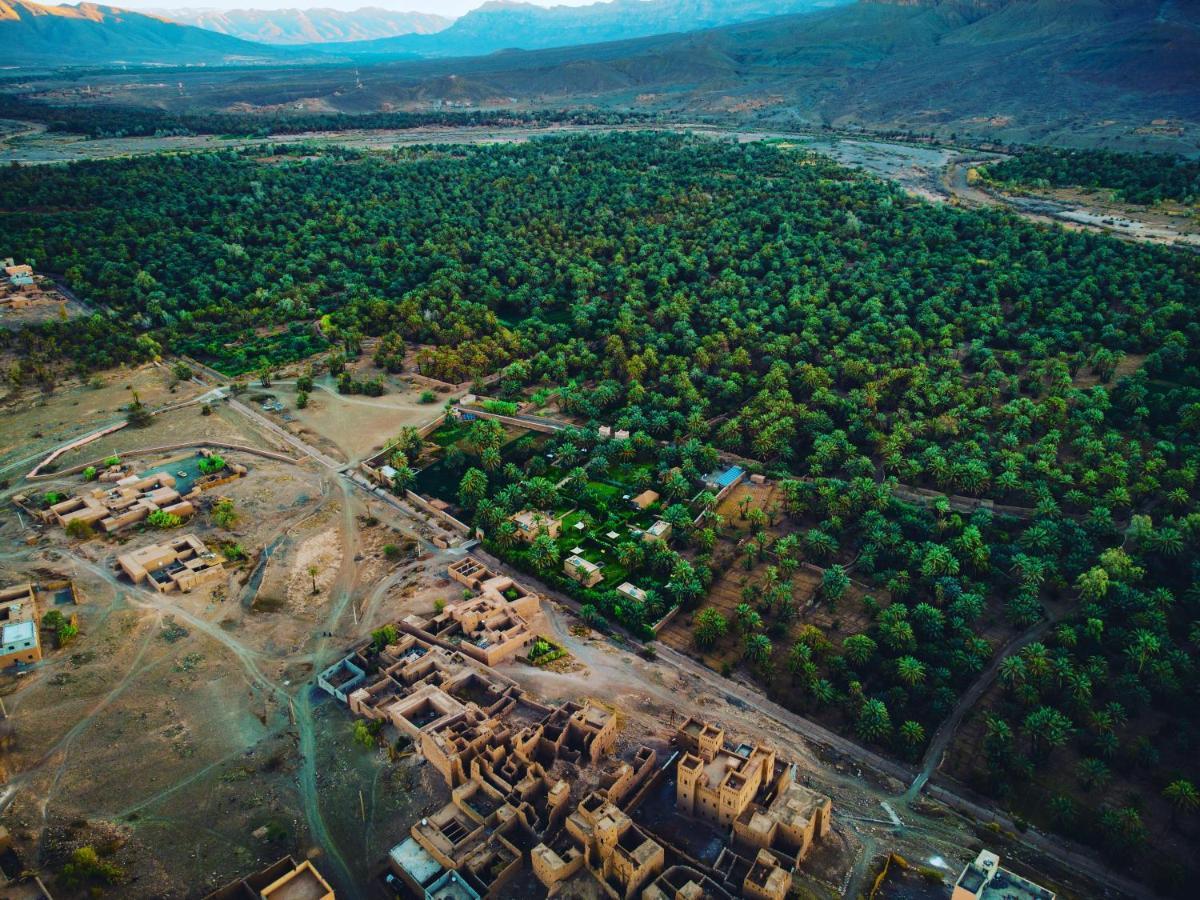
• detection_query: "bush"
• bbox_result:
[212,497,238,529]
[221,541,247,561]
[482,399,519,416]
[353,719,379,749]
[57,622,79,647]
[103,455,120,467]
[198,454,226,474]
[371,624,398,650]
[419,390,437,404]
[61,846,124,889]
[147,509,182,529]
[296,390,308,409]
[82,466,97,481]
[383,543,402,561]
[65,519,94,540]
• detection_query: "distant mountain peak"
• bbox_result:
[0,0,305,65]
[154,4,452,45]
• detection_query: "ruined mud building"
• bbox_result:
[395,558,542,667]
[321,623,832,899]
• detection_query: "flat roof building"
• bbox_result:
[952,850,1056,900]
[643,520,672,543]
[404,559,542,666]
[704,465,747,499]
[630,489,660,510]
[0,583,41,669]
[616,582,648,604]
[38,472,193,534]
[509,510,561,543]
[117,535,225,593]
[203,856,334,900]
[564,555,603,587]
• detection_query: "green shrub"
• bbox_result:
[61,846,123,889]
[65,519,94,540]
[221,542,248,561]
[482,399,519,416]
[198,454,226,474]
[147,509,182,529]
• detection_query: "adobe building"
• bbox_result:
[0,584,40,670]
[18,451,247,536]
[676,717,832,871]
[406,558,542,666]
[203,855,334,900]
[616,582,648,604]
[564,554,603,587]
[564,792,665,898]
[642,519,672,543]
[36,472,194,534]
[328,631,837,900]
[117,535,225,593]
[644,865,734,899]
[630,489,660,510]
[509,510,562,544]
[952,849,1056,900]
[324,631,669,899]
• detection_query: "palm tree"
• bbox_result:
[1076,757,1111,790]
[896,656,926,686]
[1124,629,1161,674]
[843,634,876,667]
[735,603,763,634]
[857,699,892,742]
[998,655,1027,691]
[743,633,773,668]
[307,565,319,595]
[899,720,926,758]
[1024,705,1073,759]
[810,678,835,706]
[1163,779,1199,826]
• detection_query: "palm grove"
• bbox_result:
[2,133,1199,891]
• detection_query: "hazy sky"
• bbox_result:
[118,0,602,16]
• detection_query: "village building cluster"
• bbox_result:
[317,572,836,900]
[1,258,72,319]
[15,449,246,536]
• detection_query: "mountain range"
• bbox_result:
[153,5,450,45]
[0,0,854,67]
[1,0,1196,151]
[313,0,852,58]
[0,0,301,65]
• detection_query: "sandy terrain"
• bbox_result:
[263,376,443,465]
[0,363,207,479]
